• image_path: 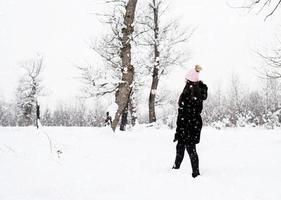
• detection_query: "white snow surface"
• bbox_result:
[0,126,281,200]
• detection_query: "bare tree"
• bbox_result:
[226,73,244,126]
[16,55,43,127]
[230,73,241,110]
[230,0,281,20]
[111,0,138,131]
[256,45,281,79]
[79,0,139,131]
[78,1,124,97]
[93,4,132,131]
[77,64,119,97]
[139,0,193,123]
[263,78,281,111]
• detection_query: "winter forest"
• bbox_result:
[1,0,281,199]
[0,0,281,129]
[1,1,281,129]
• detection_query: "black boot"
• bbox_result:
[192,171,200,178]
[186,144,200,178]
[173,142,185,169]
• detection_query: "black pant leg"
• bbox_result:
[186,144,199,174]
[174,142,185,169]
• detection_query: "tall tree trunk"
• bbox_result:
[120,105,128,131]
[148,0,160,123]
[111,0,138,132]
[120,90,137,131]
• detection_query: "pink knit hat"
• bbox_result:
[185,65,202,82]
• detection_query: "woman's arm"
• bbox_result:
[174,89,188,141]
[199,81,208,101]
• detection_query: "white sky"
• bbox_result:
[0,0,281,107]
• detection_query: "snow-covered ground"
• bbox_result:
[0,126,281,200]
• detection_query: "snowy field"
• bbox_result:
[0,126,281,200]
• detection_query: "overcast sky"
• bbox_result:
[0,0,281,107]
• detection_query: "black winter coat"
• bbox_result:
[174,80,208,144]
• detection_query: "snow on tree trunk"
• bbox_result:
[148,0,160,123]
[111,0,138,132]
[129,89,137,126]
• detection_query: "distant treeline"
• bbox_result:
[1,79,281,129]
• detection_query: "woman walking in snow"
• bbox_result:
[173,65,208,178]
